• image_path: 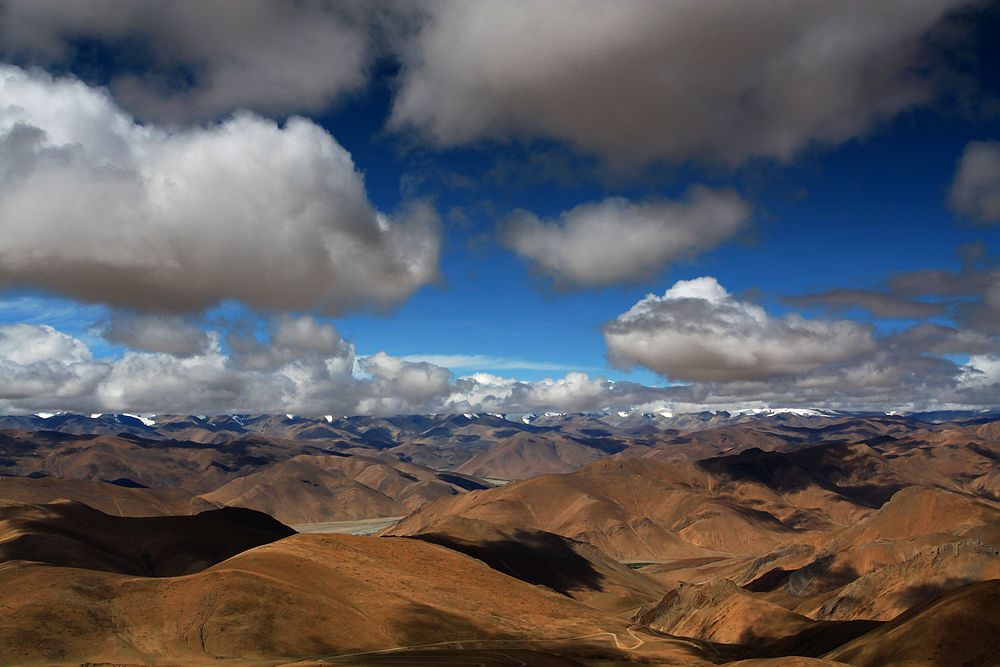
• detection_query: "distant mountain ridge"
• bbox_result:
[4,407,998,441]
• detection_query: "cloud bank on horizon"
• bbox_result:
[0,0,998,415]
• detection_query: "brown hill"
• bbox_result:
[0,500,293,576]
[454,432,615,480]
[202,453,488,524]
[0,532,711,666]
[824,580,1000,667]
[821,485,1000,556]
[636,579,815,645]
[0,430,301,493]
[389,443,901,562]
[751,486,1000,607]
[401,515,669,615]
[811,540,1000,621]
[0,475,217,516]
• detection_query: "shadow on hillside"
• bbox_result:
[896,576,978,610]
[785,555,860,597]
[696,445,904,509]
[409,529,604,596]
[740,619,882,657]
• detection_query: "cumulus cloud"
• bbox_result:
[357,352,453,415]
[229,316,353,372]
[0,318,361,414]
[391,0,969,167]
[499,188,749,288]
[0,0,373,122]
[950,141,1000,223]
[101,313,210,357]
[442,371,678,414]
[0,318,684,415]
[0,324,107,403]
[604,277,876,382]
[0,65,440,314]
[1,314,998,415]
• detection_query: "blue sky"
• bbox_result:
[1,1,999,415]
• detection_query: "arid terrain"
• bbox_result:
[0,410,998,666]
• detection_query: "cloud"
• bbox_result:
[390,0,969,167]
[499,188,749,288]
[229,316,353,372]
[785,289,945,319]
[0,318,682,415]
[604,277,876,382]
[0,324,107,402]
[0,0,373,122]
[1,313,998,415]
[358,352,453,414]
[0,65,440,314]
[442,371,679,414]
[884,256,1000,336]
[401,354,584,372]
[101,313,210,357]
[950,141,1000,223]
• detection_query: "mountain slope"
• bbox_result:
[0,475,217,516]
[0,532,708,666]
[0,501,293,576]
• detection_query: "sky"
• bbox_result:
[1,0,999,416]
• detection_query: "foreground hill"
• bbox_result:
[0,532,713,666]
[824,580,1000,666]
[0,500,294,576]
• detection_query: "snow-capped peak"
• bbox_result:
[122,413,156,426]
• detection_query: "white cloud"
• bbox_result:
[604,277,876,382]
[0,65,440,314]
[230,316,354,372]
[950,141,1000,224]
[499,188,749,288]
[391,0,967,167]
[515,372,611,412]
[0,320,676,415]
[1,312,997,416]
[0,323,91,365]
[959,355,1000,388]
[361,352,452,407]
[0,324,106,402]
